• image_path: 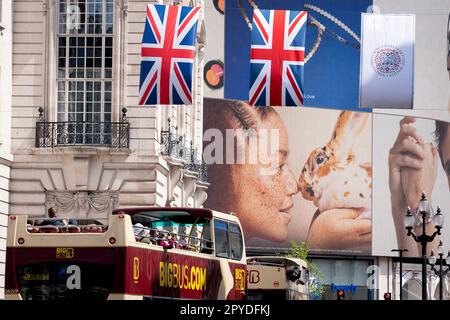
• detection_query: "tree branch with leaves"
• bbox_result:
[285,240,325,299]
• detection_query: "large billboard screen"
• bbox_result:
[372,112,450,257]
[225,0,371,109]
[202,0,449,109]
[203,98,372,255]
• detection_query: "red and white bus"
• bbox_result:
[246,256,310,300]
[5,207,247,300]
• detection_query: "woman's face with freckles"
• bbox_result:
[230,110,298,242]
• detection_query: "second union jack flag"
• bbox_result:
[249,9,307,106]
[139,4,200,105]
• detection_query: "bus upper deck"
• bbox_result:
[5,207,247,300]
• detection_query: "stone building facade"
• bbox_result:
[8,0,208,225]
[0,0,13,299]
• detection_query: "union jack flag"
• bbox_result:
[249,9,307,106]
[139,4,201,105]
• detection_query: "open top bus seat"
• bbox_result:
[27,225,40,233]
[59,226,82,233]
[82,225,103,233]
[38,225,60,233]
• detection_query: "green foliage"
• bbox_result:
[285,240,325,299]
[285,240,308,260]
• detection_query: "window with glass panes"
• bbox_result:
[57,0,113,144]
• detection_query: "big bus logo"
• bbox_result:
[133,257,140,284]
[247,270,260,284]
[159,261,207,291]
[234,268,246,290]
[56,247,75,259]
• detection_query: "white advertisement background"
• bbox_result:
[372,112,450,257]
[360,14,415,108]
[374,0,450,110]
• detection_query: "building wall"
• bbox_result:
[9,0,207,221]
[0,0,13,300]
[0,161,10,299]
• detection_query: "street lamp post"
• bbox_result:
[404,193,444,301]
[391,248,408,300]
[428,241,450,300]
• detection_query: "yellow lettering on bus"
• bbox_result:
[190,266,196,290]
[200,267,207,290]
[167,263,173,288]
[159,261,165,287]
[234,268,246,290]
[183,265,189,289]
[179,264,185,289]
[173,263,179,288]
[56,247,75,259]
[158,261,207,291]
[196,267,202,290]
[133,257,140,284]
[66,248,74,258]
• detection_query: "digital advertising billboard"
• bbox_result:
[372,111,450,257]
[204,98,372,255]
[203,0,449,110]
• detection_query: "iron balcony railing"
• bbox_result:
[160,130,185,159]
[160,128,208,182]
[185,161,208,182]
[35,107,130,149]
[36,121,130,148]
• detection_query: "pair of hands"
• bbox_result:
[389,117,437,211]
[307,208,371,250]
[306,117,437,251]
[388,117,438,255]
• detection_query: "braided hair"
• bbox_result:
[217,99,271,132]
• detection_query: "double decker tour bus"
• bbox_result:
[246,256,309,300]
[5,207,246,300]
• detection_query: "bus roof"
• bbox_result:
[115,207,240,219]
[113,207,213,219]
[247,256,308,268]
[113,207,242,225]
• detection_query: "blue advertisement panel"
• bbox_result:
[224,0,373,109]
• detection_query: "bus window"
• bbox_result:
[214,220,230,258]
[229,223,243,260]
[200,221,213,254]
